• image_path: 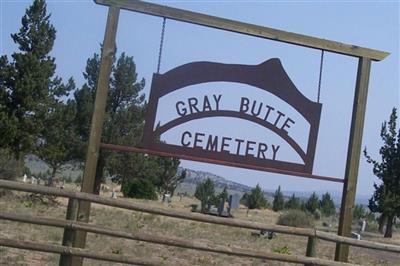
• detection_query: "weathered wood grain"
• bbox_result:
[94,0,389,61]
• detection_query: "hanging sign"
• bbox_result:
[142,58,322,174]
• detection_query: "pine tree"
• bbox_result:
[285,193,301,210]
[240,193,249,206]
[108,153,160,192]
[156,157,186,197]
[218,186,229,202]
[36,79,78,182]
[195,178,215,213]
[0,0,59,157]
[73,51,146,194]
[364,107,400,238]
[272,185,285,212]
[75,49,186,195]
[0,149,24,180]
[246,184,268,209]
[305,192,319,214]
[319,192,336,217]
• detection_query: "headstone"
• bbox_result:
[217,198,225,216]
[254,230,277,239]
[209,206,218,214]
[267,231,277,239]
[260,230,277,239]
[360,220,366,232]
[228,194,240,209]
[111,189,117,199]
[351,232,361,240]
[163,194,171,203]
[358,219,367,233]
[322,222,332,228]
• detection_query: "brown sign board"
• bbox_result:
[141,58,322,175]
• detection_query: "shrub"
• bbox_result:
[244,184,268,209]
[240,193,249,205]
[272,186,285,212]
[75,175,82,185]
[305,192,319,214]
[277,209,315,228]
[313,209,321,220]
[285,194,301,210]
[272,246,291,255]
[319,192,336,217]
[122,179,158,200]
[218,186,229,203]
[365,221,379,232]
[353,204,366,220]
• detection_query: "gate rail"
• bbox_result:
[1,180,399,266]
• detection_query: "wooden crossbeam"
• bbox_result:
[94,0,389,61]
[1,180,400,254]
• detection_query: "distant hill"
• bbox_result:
[181,168,252,192]
[24,156,369,205]
[176,168,274,200]
[24,154,82,180]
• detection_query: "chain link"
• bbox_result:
[317,50,324,103]
[157,17,167,74]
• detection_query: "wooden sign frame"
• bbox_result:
[65,1,389,265]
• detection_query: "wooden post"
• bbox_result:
[335,57,371,262]
[61,6,120,266]
[305,235,317,266]
[59,199,78,266]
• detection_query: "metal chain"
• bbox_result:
[317,50,324,103]
[157,17,167,74]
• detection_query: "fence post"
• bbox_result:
[64,5,120,266]
[335,57,372,262]
[305,235,317,266]
[59,198,79,266]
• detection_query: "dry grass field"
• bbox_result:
[1,185,399,266]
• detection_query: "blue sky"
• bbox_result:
[1,0,399,196]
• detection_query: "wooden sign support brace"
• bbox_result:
[335,57,371,262]
[59,6,120,266]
